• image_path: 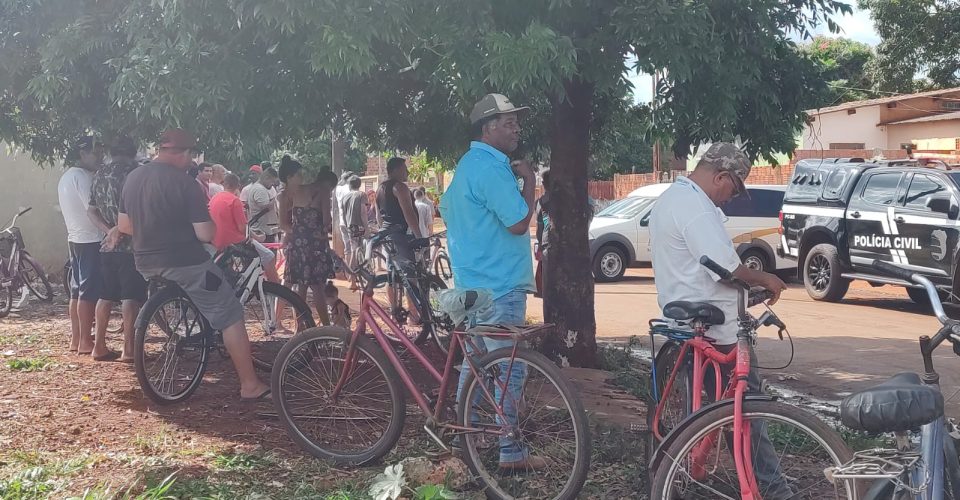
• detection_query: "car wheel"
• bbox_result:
[593,245,626,282]
[740,249,769,273]
[802,243,850,302]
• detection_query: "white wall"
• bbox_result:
[0,146,68,272]
[802,105,887,150]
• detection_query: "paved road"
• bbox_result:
[527,268,960,413]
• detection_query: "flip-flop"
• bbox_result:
[93,351,121,362]
[118,358,134,364]
[241,389,272,402]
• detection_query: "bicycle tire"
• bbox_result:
[271,326,406,465]
[457,347,591,500]
[646,340,692,463]
[434,252,453,282]
[0,285,12,318]
[650,399,854,499]
[244,281,316,372]
[134,284,210,405]
[19,253,53,302]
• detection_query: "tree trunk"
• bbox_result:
[542,78,597,368]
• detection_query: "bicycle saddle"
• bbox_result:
[662,301,725,326]
[840,372,944,433]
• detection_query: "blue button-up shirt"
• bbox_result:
[439,141,534,299]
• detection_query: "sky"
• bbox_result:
[628,4,881,104]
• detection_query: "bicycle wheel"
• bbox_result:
[243,281,316,372]
[19,253,53,302]
[434,251,453,282]
[134,285,210,405]
[650,399,855,499]
[0,285,12,318]
[457,347,591,500]
[271,326,406,465]
[647,340,692,458]
[106,307,123,335]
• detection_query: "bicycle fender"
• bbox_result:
[648,394,777,476]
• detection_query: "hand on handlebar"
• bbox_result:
[754,272,786,306]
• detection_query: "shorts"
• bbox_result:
[100,252,148,302]
[384,231,415,267]
[138,260,244,331]
[263,233,278,244]
[68,241,102,302]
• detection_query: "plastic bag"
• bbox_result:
[434,288,494,327]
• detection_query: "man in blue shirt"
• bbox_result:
[440,93,541,470]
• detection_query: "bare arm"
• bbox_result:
[278,191,293,235]
[732,265,787,305]
[394,184,423,238]
[507,161,536,235]
[193,221,216,243]
[118,213,133,235]
[86,206,112,235]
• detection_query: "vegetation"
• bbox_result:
[799,36,877,107]
[5,356,52,372]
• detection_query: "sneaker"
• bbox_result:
[499,455,549,472]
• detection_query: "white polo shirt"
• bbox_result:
[649,177,743,344]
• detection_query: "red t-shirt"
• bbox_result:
[209,191,247,250]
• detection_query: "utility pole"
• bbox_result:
[652,70,661,178]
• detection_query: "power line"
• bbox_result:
[827,84,960,103]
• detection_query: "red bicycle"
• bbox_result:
[648,256,854,499]
[270,264,591,499]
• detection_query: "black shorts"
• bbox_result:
[263,233,278,244]
[100,252,148,302]
[68,241,102,302]
[385,231,415,266]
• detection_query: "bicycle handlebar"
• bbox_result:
[4,207,31,232]
[871,259,951,326]
[699,255,733,280]
[870,259,916,283]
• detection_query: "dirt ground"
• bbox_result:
[0,283,649,498]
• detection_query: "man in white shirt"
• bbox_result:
[240,167,281,243]
[207,163,226,196]
[334,171,354,258]
[649,142,790,496]
[414,188,434,237]
[58,136,106,356]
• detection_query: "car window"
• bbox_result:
[721,189,784,218]
[784,163,824,202]
[595,197,656,219]
[904,175,948,211]
[860,173,902,206]
[821,168,848,200]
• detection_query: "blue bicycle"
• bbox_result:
[827,260,960,499]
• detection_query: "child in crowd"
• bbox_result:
[325,281,352,329]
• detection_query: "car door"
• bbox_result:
[635,199,658,262]
[846,171,906,269]
[892,172,959,279]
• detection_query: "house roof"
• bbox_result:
[807,87,960,114]
[884,110,960,125]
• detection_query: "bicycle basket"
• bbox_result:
[215,243,258,285]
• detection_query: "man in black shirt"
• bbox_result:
[118,129,270,400]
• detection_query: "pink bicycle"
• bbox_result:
[270,264,591,499]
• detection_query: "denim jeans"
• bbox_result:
[456,289,528,463]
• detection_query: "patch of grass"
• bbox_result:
[581,422,648,497]
[0,455,92,499]
[130,427,172,455]
[5,356,52,372]
[597,339,652,401]
[836,427,895,450]
[210,451,274,471]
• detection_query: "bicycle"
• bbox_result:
[271,263,591,500]
[133,241,315,404]
[649,256,854,499]
[823,260,960,500]
[0,207,54,317]
[427,230,453,284]
[367,230,454,356]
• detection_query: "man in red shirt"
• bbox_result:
[209,173,280,283]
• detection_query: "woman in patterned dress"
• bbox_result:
[277,155,338,325]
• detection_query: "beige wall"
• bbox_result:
[0,147,68,273]
[886,121,960,150]
[802,105,886,150]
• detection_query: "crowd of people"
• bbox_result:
[52,91,781,473]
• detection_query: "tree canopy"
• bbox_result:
[860,0,960,92]
[0,0,851,364]
[799,36,876,107]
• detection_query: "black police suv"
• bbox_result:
[778,157,960,304]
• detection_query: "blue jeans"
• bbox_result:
[456,289,528,463]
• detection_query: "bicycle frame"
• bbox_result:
[330,285,519,443]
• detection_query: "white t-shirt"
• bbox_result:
[649,177,743,344]
[208,183,224,196]
[335,183,351,227]
[240,182,279,236]
[57,167,104,244]
[415,199,434,237]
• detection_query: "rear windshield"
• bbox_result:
[595,197,656,219]
[722,189,784,218]
[784,162,825,202]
